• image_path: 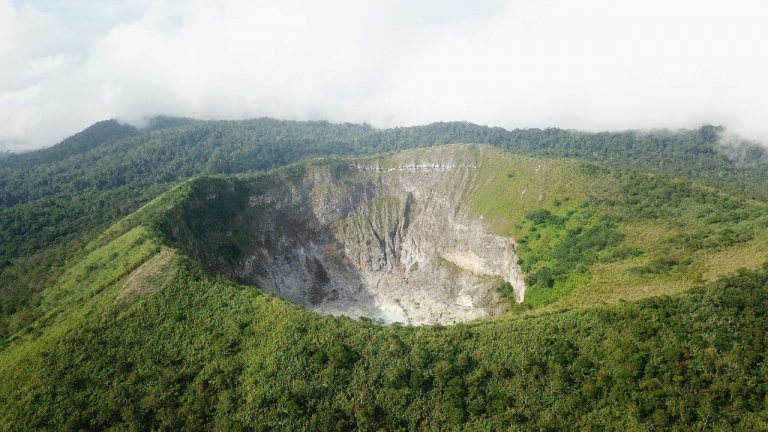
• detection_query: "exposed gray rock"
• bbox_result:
[173,145,526,325]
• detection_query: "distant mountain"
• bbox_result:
[2,118,766,265]
[0,143,16,158]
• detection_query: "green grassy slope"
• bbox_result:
[360,146,766,312]
[463,147,768,311]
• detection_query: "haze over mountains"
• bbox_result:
[3,0,768,150]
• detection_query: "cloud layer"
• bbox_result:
[2,0,768,150]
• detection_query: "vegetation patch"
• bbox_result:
[502,167,768,312]
[115,249,177,304]
[511,205,624,307]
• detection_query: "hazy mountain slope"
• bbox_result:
[2,119,766,267]
[0,119,501,266]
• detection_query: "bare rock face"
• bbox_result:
[171,146,526,325]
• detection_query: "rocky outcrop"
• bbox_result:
[171,145,526,325]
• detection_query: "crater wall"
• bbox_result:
[167,146,526,324]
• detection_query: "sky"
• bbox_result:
[1,0,767,151]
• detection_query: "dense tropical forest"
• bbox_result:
[1,118,767,430]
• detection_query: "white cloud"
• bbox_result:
[385,0,768,136]
[1,0,767,150]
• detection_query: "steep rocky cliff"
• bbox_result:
[167,145,526,324]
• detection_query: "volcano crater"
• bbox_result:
[167,147,526,325]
